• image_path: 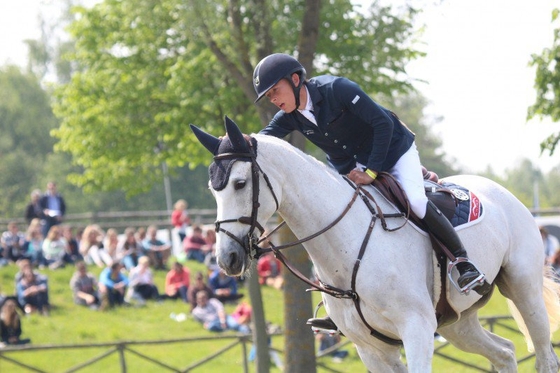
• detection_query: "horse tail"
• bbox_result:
[507,266,560,352]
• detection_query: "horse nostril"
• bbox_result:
[228,251,238,269]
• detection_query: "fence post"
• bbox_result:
[118,343,127,373]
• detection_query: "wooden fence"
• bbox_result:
[1,316,559,372]
[0,209,218,231]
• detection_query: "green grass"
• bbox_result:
[0,260,558,372]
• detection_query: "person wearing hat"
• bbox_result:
[252,53,490,331]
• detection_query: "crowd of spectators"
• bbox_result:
[0,196,288,349]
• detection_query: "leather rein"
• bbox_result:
[212,137,407,346]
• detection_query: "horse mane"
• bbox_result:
[252,133,343,180]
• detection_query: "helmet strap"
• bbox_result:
[288,73,304,109]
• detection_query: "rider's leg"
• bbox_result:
[390,144,489,296]
[422,201,489,295]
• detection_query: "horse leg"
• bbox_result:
[355,343,407,373]
[496,271,560,373]
[438,312,517,372]
[398,313,438,373]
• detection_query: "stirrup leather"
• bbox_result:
[447,257,486,295]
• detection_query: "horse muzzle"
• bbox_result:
[216,237,250,276]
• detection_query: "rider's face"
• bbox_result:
[265,75,299,113]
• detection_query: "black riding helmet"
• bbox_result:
[253,53,307,108]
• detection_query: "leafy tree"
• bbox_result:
[0,66,58,217]
[528,8,560,155]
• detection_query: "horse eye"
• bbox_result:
[234,180,246,190]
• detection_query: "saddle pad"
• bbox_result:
[440,182,484,229]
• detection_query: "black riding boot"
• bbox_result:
[422,201,490,295]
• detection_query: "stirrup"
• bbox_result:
[447,257,486,295]
[309,301,341,335]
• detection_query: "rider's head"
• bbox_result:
[253,53,306,111]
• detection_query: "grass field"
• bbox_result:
[0,258,558,372]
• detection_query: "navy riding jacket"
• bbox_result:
[260,75,415,174]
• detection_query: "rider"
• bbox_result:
[252,53,491,331]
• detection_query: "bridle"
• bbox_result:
[212,139,279,260]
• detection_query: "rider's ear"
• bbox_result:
[224,116,250,153]
[190,124,221,154]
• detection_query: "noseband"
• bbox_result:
[213,138,279,260]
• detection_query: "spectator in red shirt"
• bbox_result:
[165,262,190,302]
[171,199,191,244]
[183,225,210,263]
[257,252,283,290]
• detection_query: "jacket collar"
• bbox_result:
[304,80,323,118]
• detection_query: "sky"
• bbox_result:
[1,0,560,175]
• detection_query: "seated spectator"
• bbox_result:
[14,259,36,288]
[231,301,252,330]
[98,262,128,309]
[118,227,145,271]
[61,225,82,264]
[208,269,244,304]
[187,272,215,311]
[203,229,219,272]
[1,221,26,264]
[0,297,31,345]
[80,224,112,268]
[126,256,160,305]
[143,225,171,270]
[183,225,209,263]
[317,333,348,363]
[257,252,284,290]
[22,223,43,267]
[16,267,50,316]
[42,225,67,269]
[192,290,249,334]
[135,227,147,246]
[69,261,100,310]
[165,261,190,303]
[103,228,120,265]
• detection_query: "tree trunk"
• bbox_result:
[247,261,271,372]
[280,223,317,373]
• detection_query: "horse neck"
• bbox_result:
[257,137,358,241]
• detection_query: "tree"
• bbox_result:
[0,66,58,217]
[528,8,560,155]
[52,0,424,370]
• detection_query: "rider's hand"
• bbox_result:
[347,169,375,185]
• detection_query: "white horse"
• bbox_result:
[191,117,560,372]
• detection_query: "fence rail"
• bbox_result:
[1,316,559,372]
[0,209,219,230]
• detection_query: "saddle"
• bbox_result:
[372,168,477,327]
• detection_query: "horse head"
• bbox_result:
[190,116,279,276]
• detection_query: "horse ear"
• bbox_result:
[190,124,221,154]
[224,116,250,152]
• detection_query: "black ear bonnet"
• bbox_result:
[209,135,258,191]
[189,117,257,191]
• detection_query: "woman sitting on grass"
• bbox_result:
[126,256,160,305]
[0,297,31,345]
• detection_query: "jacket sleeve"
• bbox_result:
[259,112,294,139]
[332,78,394,172]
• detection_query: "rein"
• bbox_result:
[213,137,406,346]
